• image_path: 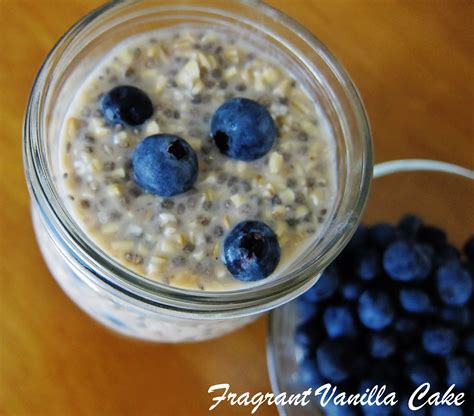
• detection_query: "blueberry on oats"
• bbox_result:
[223,220,280,281]
[210,97,277,161]
[132,134,198,197]
[101,85,153,126]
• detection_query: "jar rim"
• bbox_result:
[23,0,372,317]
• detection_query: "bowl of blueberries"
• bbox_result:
[267,160,474,416]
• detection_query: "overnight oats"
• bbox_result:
[61,28,336,291]
[24,1,372,342]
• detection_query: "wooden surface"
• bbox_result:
[1,1,473,415]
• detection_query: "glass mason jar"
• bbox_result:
[23,0,372,342]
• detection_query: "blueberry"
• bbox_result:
[296,299,318,323]
[422,327,458,356]
[341,280,363,301]
[464,332,474,355]
[399,396,426,416]
[464,235,474,262]
[399,289,433,313]
[446,356,472,388]
[403,348,424,365]
[354,248,381,280]
[132,134,198,197]
[440,306,471,328]
[368,332,397,358]
[398,214,423,238]
[300,265,340,302]
[417,225,447,247]
[222,220,280,281]
[322,401,358,416]
[394,316,418,334]
[316,339,352,383]
[406,363,439,386]
[323,306,357,338]
[210,97,277,160]
[343,224,369,254]
[437,244,461,266]
[101,85,153,126]
[358,380,394,415]
[294,320,318,348]
[298,358,325,387]
[431,404,463,416]
[436,261,472,306]
[358,289,395,330]
[383,240,432,281]
[369,223,398,248]
[361,403,393,416]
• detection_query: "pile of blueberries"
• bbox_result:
[294,215,473,416]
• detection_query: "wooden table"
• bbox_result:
[1,1,472,415]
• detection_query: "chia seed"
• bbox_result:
[191,94,202,104]
[201,217,210,226]
[172,256,186,267]
[218,80,228,89]
[287,178,297,188]
[212,225,224,237]
[176,203,186,214]
[286,218,299,227]
[202,200,213,210]
[183,242,195,253]
[161,199,175,209]
[217,172,227,184]
[103,161,115,172]
[80,200,91,209]
[211,68,222,78]
[235,83,246,92]
[241,180,251,192]
[125,252,144,265]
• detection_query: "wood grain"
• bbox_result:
[0,1,473,415]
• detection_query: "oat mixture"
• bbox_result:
[60,27,336,290]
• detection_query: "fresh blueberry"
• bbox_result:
[296,299,318,323]
[369,223,398,248]
[341,280,363,301]
[422,327,458,356]
[300,265,340,302]
[222,220,280,281]
[406,363,439,386]
[342,224,369,254]
[436,244,461,266]
[323,306,357,338]
[316,339,353,383]
[368,332,397,358]
[294,320,318,348]
[399,288,433,313]
[464,332,474,355]
[436,261,472,306]
[322,401,358,416]
[354,248,381,280]
[132,134,198,197]
[298,358,325,387]
[101,85,153,126]
[358,289,395,330]
[398,214,423,238]
[431,404,463,416]
[417,225,447,248]
[383,240,432,281]
[446,356,472,388]
[399,396,426,416]
[210,97,277,160]
[440,306,470,328]
[464,235,474,262]
[358,380,394,415]
[394,316,418,334]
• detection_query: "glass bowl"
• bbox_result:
[266,159,474,416]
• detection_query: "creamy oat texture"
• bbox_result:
[60,27,336,290]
